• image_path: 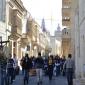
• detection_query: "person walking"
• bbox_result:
[23,54,32,85]
[6,54,14,84]
[12,54,18,80]
[48,55,54,81]
[63,54,75,85]
[0,53,7,85]
[20,56,25,75]
[55,55,61,76]
[35,52,44,85]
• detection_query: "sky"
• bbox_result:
[21,0,62,35]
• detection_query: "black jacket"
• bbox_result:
[23,57,32,70]
[35,57,44,68]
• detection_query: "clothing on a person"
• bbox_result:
[7,58,14,69]
[6,58,15,84]
[64,58,74,70]
[63,54,74,85]
[36,68,43,83]
[35,57,44,68]
[48,58,53,65]
[48,55,54,80]
[13,57,18,69]
[23,55,32,70]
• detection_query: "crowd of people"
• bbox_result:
[0,52,75,85]
[20,53,66,84]
[20,53,74,85]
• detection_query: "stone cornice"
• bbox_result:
[9,0,27,14]
[8,1,14,8]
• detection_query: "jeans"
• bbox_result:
[66,68,73,85]
[7,68,14,84]
[36,68,43,82]
[1,69,7,85]
[24,70,29,84]
[22,68,25,75]
[48,65,53,80]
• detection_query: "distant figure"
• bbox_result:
[55,55,61,76]
[63,54,75,85]
[12,54,18,79]
[48,55,54,80]
[61,56,66,76]
[20,56,25,75]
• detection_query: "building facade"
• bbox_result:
[0,0,51,59]
[50,36,57,55]
[6,0,27,59]
[62,0,72,57]
[71,0,85,84]
[54,24,62,56]
[62,28,71,57]
[62,0,72,28]
[26,17,51,57]
[0,0,7,41]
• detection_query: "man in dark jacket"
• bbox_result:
[35,52,44,68]
[23,54,32,84]
[35,52,44,84]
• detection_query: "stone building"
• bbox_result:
[62,28,71,57]
[62,0,72,57]
[6,0,27,58]
[0,0,51,59]
[72,0,85,84]
[54,24,62,56]
[0,0,7,42]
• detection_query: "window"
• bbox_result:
[13,42,16,47]
[63,6,70,9]
[62,17,70,21]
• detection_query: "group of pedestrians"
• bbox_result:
[0,51,75,85]
[20,53,75,85]
[0,53,19,85]
[20,54,32,85]
[20,52,43,85]
[44,55,66,80]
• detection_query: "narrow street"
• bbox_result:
[1,0,84,85]
[12,74,68,85]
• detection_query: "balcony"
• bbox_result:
[11,10,22,38]
[21,34,28,47]
[62,28,71,40]
[62,17,71,26]
[62,17,70,21]
[26,20,37,38]
[62,0,71,6]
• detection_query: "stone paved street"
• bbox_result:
[0,68,68,85]
[12,74,68,85]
